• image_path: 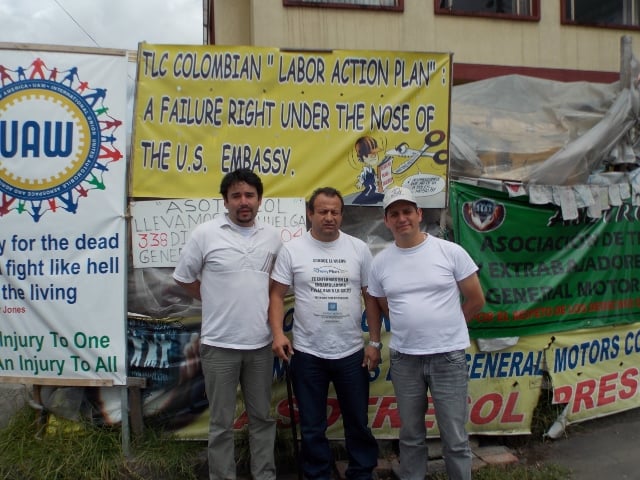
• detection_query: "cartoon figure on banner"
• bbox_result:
[0,57,123,222]
[350,135,387,204]
[385,130,448,175]
[346,131,449,206]
[383,130,449,206]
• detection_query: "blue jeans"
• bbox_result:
[200,344,276,480]
[389,349,471,480]
[290,349,379,480]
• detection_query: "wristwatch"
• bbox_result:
[368,340,382,350]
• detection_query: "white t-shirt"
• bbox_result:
[368,234,478,355]
[173,214,281,349]
[271,230,372,359]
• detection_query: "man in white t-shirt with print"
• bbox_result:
[269,186,381,480]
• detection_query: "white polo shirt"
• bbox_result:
[173,214,281,349]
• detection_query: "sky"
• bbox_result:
[0,0,204,50]
[0,0,204,132]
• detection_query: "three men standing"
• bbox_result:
[174,171,485,480]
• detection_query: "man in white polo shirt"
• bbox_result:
[173,168,282,480]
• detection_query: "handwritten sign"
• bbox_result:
[130,198,306,268]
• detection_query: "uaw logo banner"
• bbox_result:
[0,46,129,386]
[0,52,123,221]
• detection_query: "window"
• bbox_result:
[435,0,540,21]
[283,0,403,12]
[562,0,640,29]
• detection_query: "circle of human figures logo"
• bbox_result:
[0,57,123,222]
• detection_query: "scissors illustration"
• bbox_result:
[386,130,448,174]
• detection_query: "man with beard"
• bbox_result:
[173,168,282,480]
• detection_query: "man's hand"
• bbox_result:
[272,332,293,362]
[363,344,381,371]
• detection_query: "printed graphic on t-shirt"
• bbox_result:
[311,258,353,322]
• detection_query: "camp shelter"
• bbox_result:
[24,38,640,439]
[446,37,640,432]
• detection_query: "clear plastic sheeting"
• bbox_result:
[449,74,627,184]
[528,87,640,185]
[449,68,640,220]
[128,267,199,319]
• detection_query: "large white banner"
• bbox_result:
[0,46,128,385]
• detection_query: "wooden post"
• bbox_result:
[620,35,632,90]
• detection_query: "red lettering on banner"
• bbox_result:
[234,410,249,429]
[371,396,401,428]
[620,367,639,399]
[598,372,618,406]
[573,379,597,412]
[426,398,436,430]
[271,398,341,428]
[470,392,525,425]
[327,398,341,427]
[275,398,298,427]
[553,385,572,404]
[502,392,525,422]
[552,367,640,414]
[370,395,435,429]
[471,393,501,424]
[267,392,532,433]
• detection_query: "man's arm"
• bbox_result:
[458,273,485,322]
[268,280,293,361]
[373,294,390,319]
[174,279,201,301]
[363,289,383,371]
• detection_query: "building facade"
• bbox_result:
[205,0,640,83]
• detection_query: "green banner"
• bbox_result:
[450,182,640,338]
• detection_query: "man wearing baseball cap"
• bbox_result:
[367,186,485,480]
[381,185,417,210]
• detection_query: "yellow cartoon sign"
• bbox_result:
[131,44,451,206]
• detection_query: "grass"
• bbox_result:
[0,386,571,480]
[331,440,570,480]
[0,406,204,480]
[427,464,570,480]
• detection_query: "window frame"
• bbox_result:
[283,0,404,12]
[434,0,540,22]
[560,0,640,31]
